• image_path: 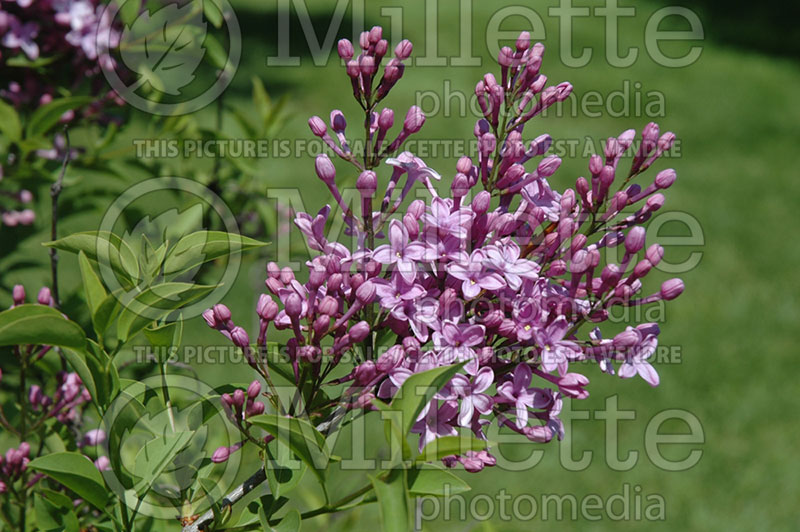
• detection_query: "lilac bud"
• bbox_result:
[257,295,279,321]
[395,39,413,60]
[589,154,603,175]
[247,401,265,417]
[654,169,676,189]
[94,456,110,471]
[267,262,281,279]
[528,134,552,157]
[478,132,496,156]
[456,156,473,175]
[308,268,327,289]
[359,31,370,49]
[356,170,377,198]
[37,287,52,306]
[313,315,330,337]
[613,330,640,349]
[212,304,232,324]
[29,385,42,406]
[314,154,336,184]
[230,327,250,348]
[356,280,376,304]
[232,389,245,407]
[403,106,425,133]
[633,259,653,278]
[327,273,343,293]
[12,285,25,305]
[285,293,303,318]
[349,321,370,343]
[407,199,426,219]
[498,46,514,67]
[202,309,217,328]
[350,273,364,292]
[660,279,684,300]
[658,132,676,151]
[549,260,567,276]
[318,295,338,316]
[378,108,394,130]
[642,122,660,143]
[247,380,262,399]
[280,267,295,284]
[308,116,327,137]
[451,173,470,197]
[221,393,234,407]
[624,227,646,254]
[482,309,504,328]
[555,82,573,101]
[354,361,377,386]
[368,26,382,43]
[516,31,531,51]
[82,429,106,446]
[472,191,491,215]
[337,38,354,60]
[211,446,230,463]
[646,194,665,211]
[365,260,381,278]
[330,109,347,132]
[346,60,360,78]
[377,345,404,373]
[359,55,376,76]
[537,155,561,177]
[402,336,420,356]
[265,277,283,294]
[645,244,664,266]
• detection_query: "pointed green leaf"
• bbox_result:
[415,435,490,464]
[132,431,194,494]
[163,231,267,275]
[370,469,410,532]
[26,96,91,138]
[78,251,108,317]
[0,305,86,349]
[271,509,301,532]
[44,231,139,285]
[408,465,471,496]
[28,452,109,510]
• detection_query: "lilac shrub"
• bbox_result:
[206,27,685,477]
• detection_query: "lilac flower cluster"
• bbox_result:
[206,27,685,473]
[0,0,121,111]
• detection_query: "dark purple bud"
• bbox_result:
[646,194,665,211]
[354,361,377,385]
[660,279,684,300]
[247,402,265,417]
[313,315,331,337]
[328,273,343,293]
[29,385,42,406]
[498,46,514,67]
[232,389,245,407]
[376,345,404,373]
[221,393,234,407]
[589,154,603,175]
[308,268,327,289]
[375,39,389,58]
[330,109,347,132]
[451,173,470,197]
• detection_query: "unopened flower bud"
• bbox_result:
[356,170,377,198]
[211,446,230,463]
[37,287,52,306]
[12,285,25,305]
[660,279,684,300]
[308,116,327,137]
[349,321,370,343]
[403,106,425,133]
[356,280,376,304]
[395,39,413,60]
[654,169,676,189]
[230,327,250,348]
[472,191,491,214]
[337,38,354,60]
[232,389,245,407]
[645,244,664,266]
[202,309,217,328]
[213,304,232,324]
[407,199,426,219]
[378,108,394,130]
[247,380,262,399]
[257,295,279,321]
[315,154,336,184]
[624,227,646,254]
[285,293,303,318]
[318,295,338,316]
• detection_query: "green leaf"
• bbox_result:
[407,465,471,497]
[249,415,330,487]
[0,305,86,349]
[271,509,301,532]
[118,0,141,26]
[163,231,267,275]
[144,318,183,363]
[415,435,490,464]
[116,282,214,343]
[204,33,228,69]
[92,293,122,337]
[28,452,109,510]
[203,0,223,28]
[26,96,91,138]
[34,490,80,532]
[370,469,410,532]
[44,231,139,286]
[265,442,306,500]
[104,391,148,487]
[132,431,194,494]
[78,251,108,318]
[0,98,22,142]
